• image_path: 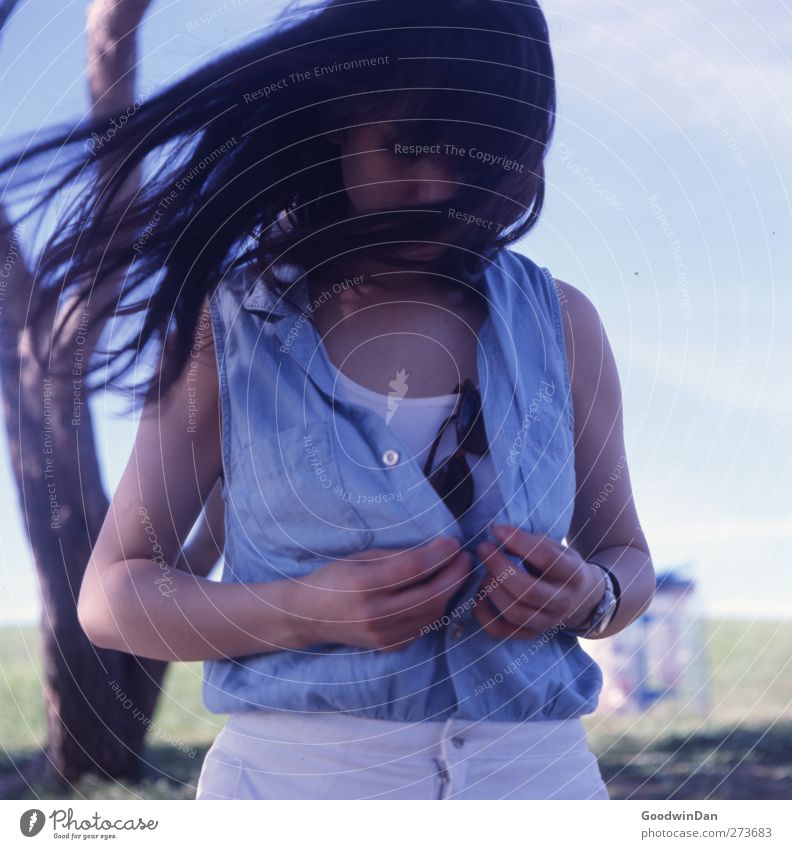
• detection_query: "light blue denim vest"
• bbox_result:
[203,247,602,722]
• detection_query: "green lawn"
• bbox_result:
[583,618,792,799]
[1,618,790,799]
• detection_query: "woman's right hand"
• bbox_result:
[294,537,473,652]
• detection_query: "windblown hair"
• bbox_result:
[0,0,556,410]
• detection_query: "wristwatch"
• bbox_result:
[563,563,619,638]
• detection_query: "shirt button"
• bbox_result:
[451,736,465,749]
[382,449,400,467]
[449,623,464,639]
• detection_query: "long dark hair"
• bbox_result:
[0,0,556,411]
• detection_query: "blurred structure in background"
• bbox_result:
[586,566,711,716]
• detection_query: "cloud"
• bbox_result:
[546,0,792,139]
[610,333,792,425]
[648,514,792,544]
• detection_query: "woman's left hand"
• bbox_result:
[473,524,605,639]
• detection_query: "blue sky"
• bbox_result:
[1,0,790,625]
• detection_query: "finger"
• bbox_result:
[473,595,553,640]
[362,537,463,591]
[480,544,569,611]
[477,539,540,601]
[479,568,568,627]
[482,583,560,632]
[483,583,543,628]
[358,604,448,650]
[489,619,553,640]
[385,551,472,615]
[472,593,543,639]
[491,526,573,582]
[472,592,502,630]
[380,607,460,648]
[473,577,560,632]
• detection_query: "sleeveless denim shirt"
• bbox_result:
[202,247,603,722]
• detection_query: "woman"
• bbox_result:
[1,0,655,799]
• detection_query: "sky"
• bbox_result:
[0,0,790,625]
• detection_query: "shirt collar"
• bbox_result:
[239,257,496,322]
[240,263,309,322]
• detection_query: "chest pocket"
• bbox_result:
[235,419,375,564]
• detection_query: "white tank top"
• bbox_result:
[325,361,504,548]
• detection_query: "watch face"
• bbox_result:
[566,570,617,637]
[591,575,617,634]
[597,598,618,633]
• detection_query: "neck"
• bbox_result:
[319,256,468,304]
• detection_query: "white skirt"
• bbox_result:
[195,710,610,800]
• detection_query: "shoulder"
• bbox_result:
[550,277,622,415]
[491,251,608,355]
[499,250,599,331]
[552,278,602,337]
[549,276,607,360]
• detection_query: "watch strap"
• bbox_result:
[589,560,622,619]
[563,563,617,638]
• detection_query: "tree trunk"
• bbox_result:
[0,0,165,793]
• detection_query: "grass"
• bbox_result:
[583,617,792,799]
[1,618,790,799]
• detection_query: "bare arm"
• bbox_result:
[77,298,472,661]
[171,476,225,578]
[77,298,308,661]
[556,279,655,638]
